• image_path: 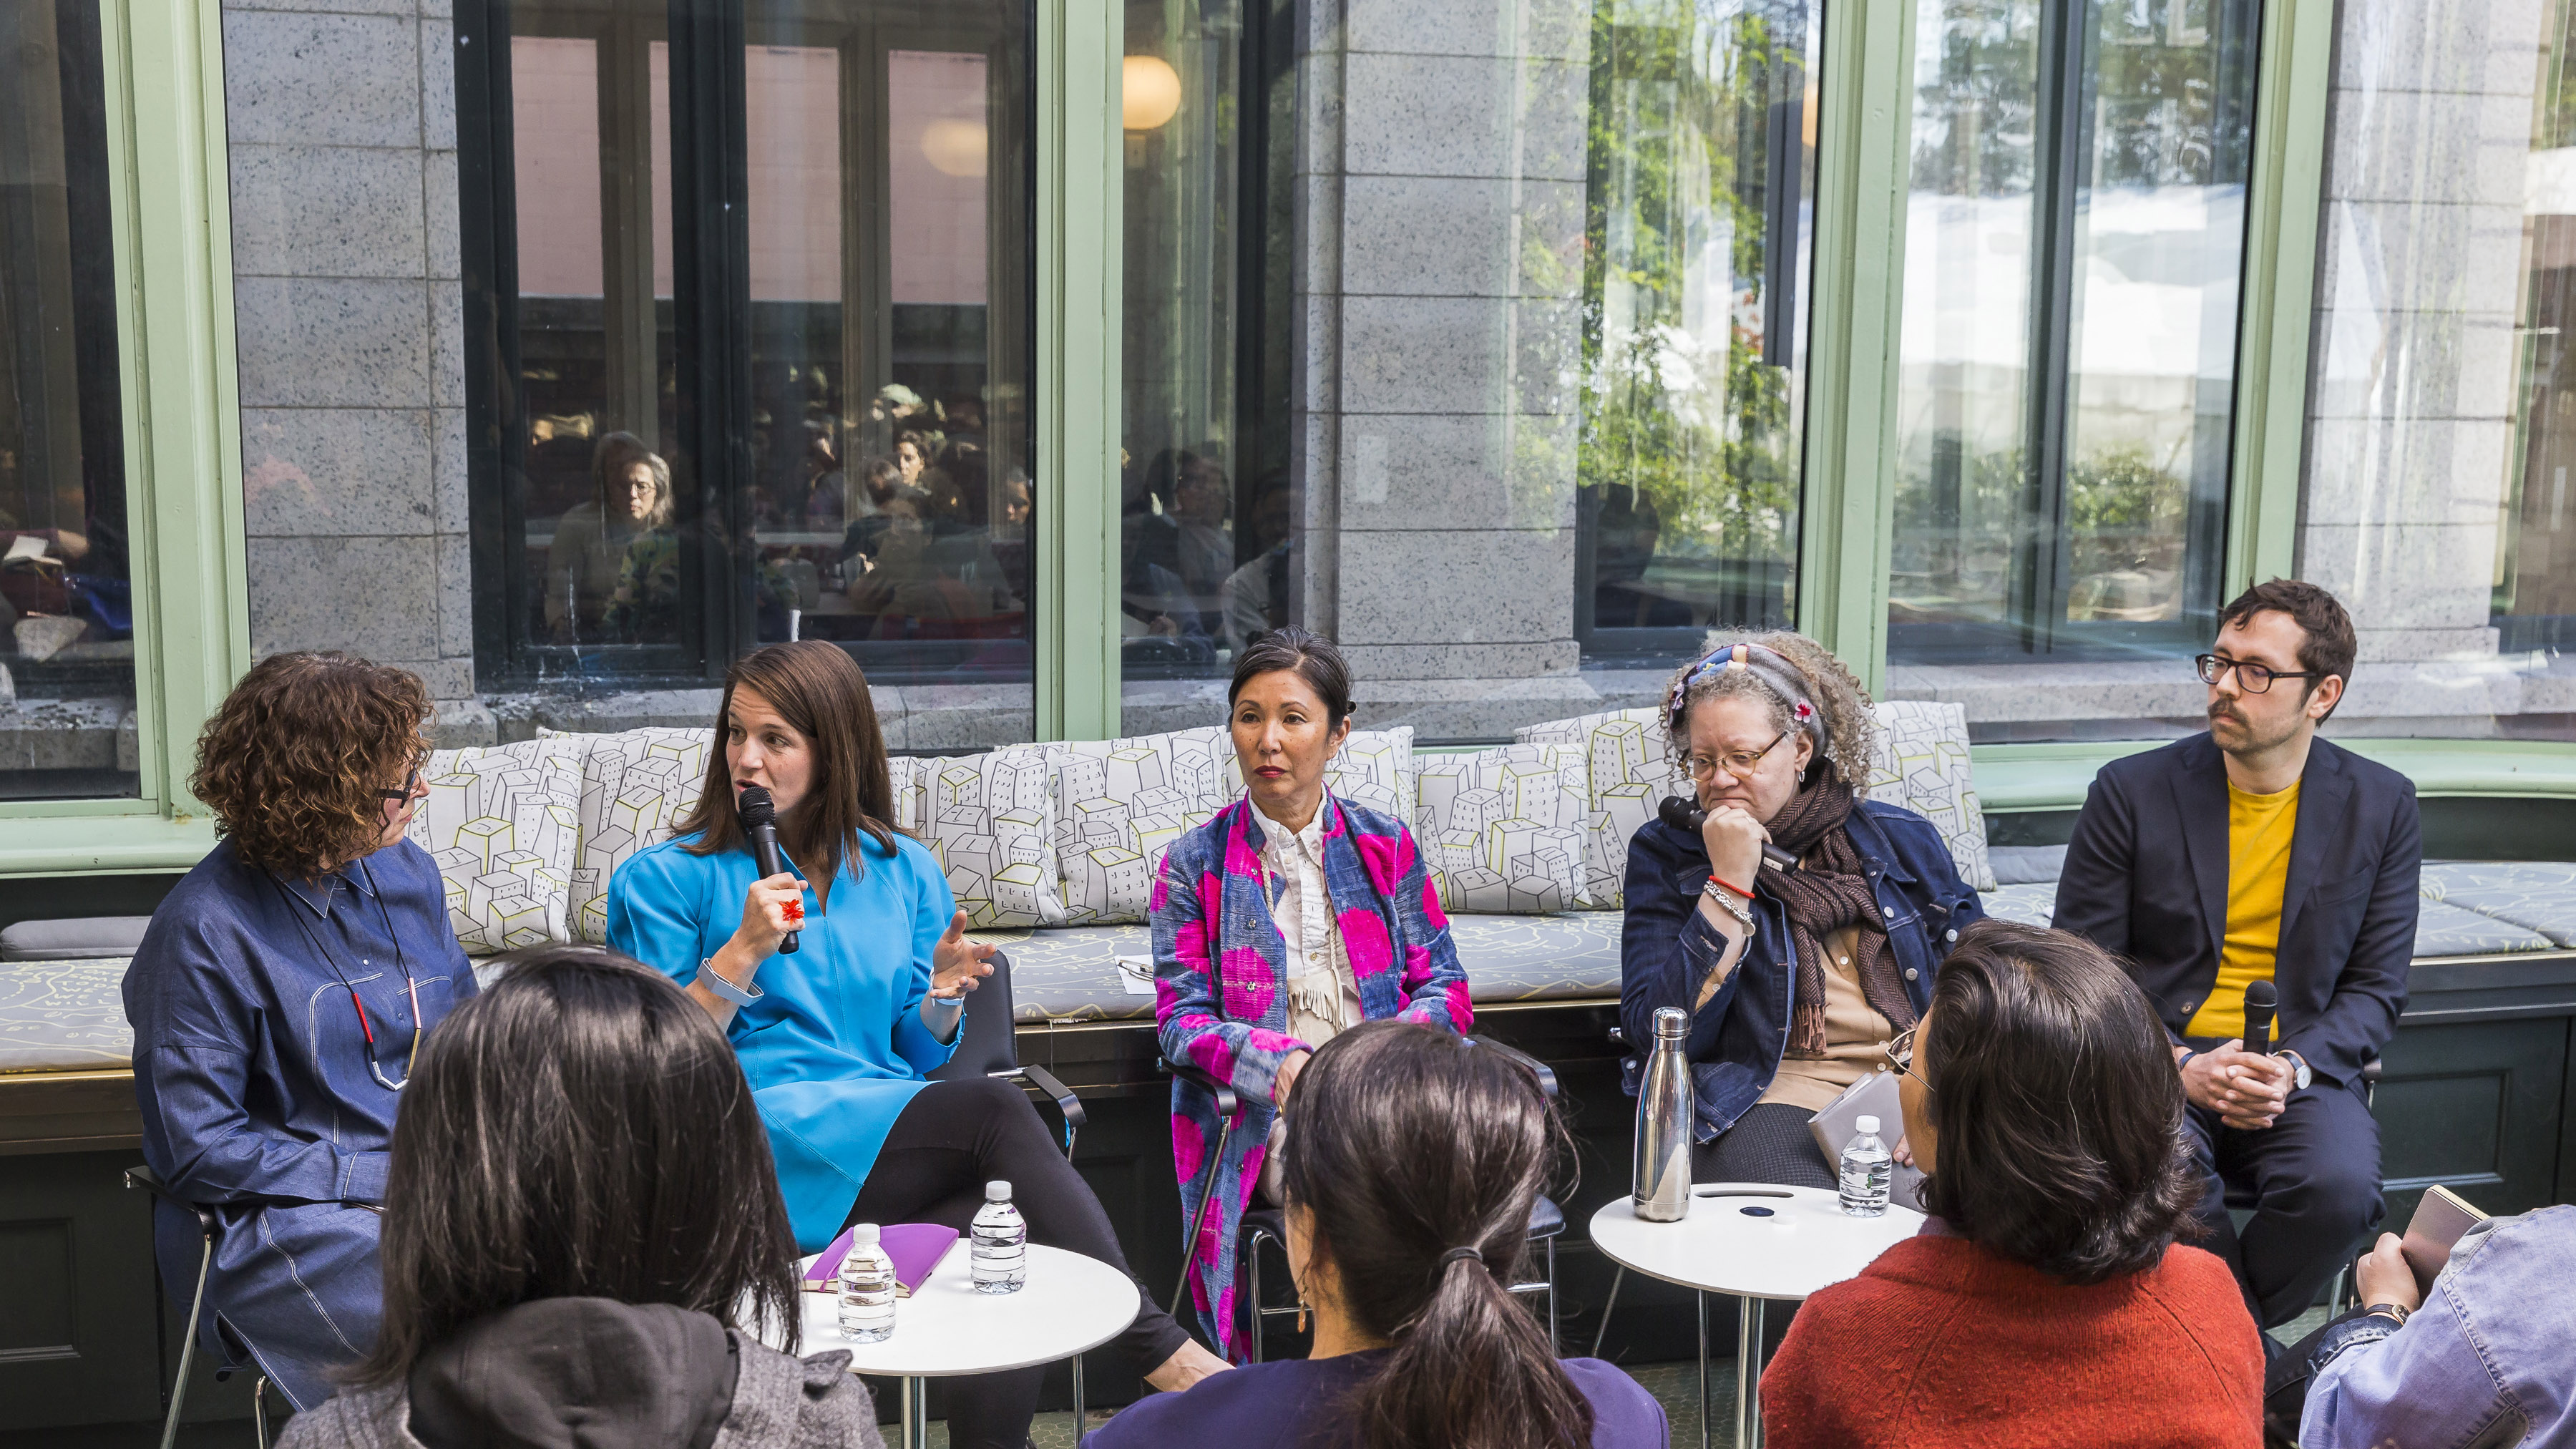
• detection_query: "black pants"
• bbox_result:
[2180,1070,2383,1331]
[1693,1103,1837,1189]
[841,1076,1191,1449]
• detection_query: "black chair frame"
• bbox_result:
[123,1164,273,1449]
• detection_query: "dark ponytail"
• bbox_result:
[1280,1022,1590,1449]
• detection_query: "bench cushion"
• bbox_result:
[1,916,152,961]
[2420,862,2576,948]
[1979,882,2562,958]
[0,958,134,1073]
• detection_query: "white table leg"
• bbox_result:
[1735,1297,1765,1449]
[1696,1291,1711,1449]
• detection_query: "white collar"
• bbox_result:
[1253,799,1327,859]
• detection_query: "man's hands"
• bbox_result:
[1699,806,1770,898]
[2178,1040,2294,1129]
[930,909,997,998]
[2353,1232,2422,1314]
[1274,1048,1314,1106]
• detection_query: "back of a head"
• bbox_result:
[1281,1022,1589,1449]
[353,945,799,1385]
[1918,921,2199,1284]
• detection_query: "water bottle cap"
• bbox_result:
[1652,1006,1688,1038]
[1855,1116,1879,1134]
[985,1180,1012,1202]
[849,1222,881,1248]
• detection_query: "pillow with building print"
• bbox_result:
[1411,742,1593,914]
[1517,706,1683,909]
[1866,699,1996,892]
[903,744,1068,929]
[408,734,589,952]
[541,726,714,944]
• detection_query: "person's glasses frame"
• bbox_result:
[1684,728,1792,784]
[378,768,423,808]
[2194,653,2325,695]
[1883,1025,1931,1093]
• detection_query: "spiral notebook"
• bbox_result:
[801,1223,959,1297]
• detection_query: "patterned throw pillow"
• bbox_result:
[899,745,1068,929]
[409,735,588,952]
[1517,706,1682,908]
[1412,743,1593,913]
[1866,701,1997,892]
[545,726,713,943]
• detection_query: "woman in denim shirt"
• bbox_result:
[1619,633,1984,1186]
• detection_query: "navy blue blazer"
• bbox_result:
[2053,733,2419,1089]
[1619,801,1985,1143]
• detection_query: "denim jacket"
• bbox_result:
[1618,801,1984,1141]
[2300,1205,2576,1448]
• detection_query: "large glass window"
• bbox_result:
[1117,0,1820,741]
[463,0,1031,722]
[1885,0,2258,741]
[2301,0,2574,740]
[1,0,133,799]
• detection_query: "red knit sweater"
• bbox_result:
[1762,1234,2263,1448]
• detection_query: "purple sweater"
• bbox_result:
[1083,1352,1666,1449]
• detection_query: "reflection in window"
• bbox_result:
[0,0,133,799]
[1579,0,1816,662]
[470,0,1030,696]
[1888,0,2255,736]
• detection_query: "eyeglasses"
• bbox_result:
[1883,1025,1932,1093]
[377,768,421,807]
[2195,653,2326,695]
[1684,729,1790,783]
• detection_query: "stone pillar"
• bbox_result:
[2302,0,2554,728]
[223,0,479,736]
[1291,0,1594,737]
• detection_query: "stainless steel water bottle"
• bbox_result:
[1633,1006,1692,1221]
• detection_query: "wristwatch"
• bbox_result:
[2274,1049,2312,1091]
[700,957,763,1008]
[2363,1302,2412,1327]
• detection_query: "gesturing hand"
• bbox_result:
[930,909,997,998]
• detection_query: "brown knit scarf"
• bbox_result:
[1762,770,1921,1058]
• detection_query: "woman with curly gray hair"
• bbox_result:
[1617,630,1986,1188]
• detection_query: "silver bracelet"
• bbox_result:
[700,957,763,1008]
[1702,879,1755,932]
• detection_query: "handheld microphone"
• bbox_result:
[2242,979,2276,1057]
[738,785,799,955]
[1659,796,1799,872]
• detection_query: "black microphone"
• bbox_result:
[2243,979,2276,1057]
[1658,796,1798,872]
[738,785,799,955]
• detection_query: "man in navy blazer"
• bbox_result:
[2056,580,2419,1333]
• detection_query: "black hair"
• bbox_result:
[348,945,801,1385]
[1228,626,1355,728]
[1916,920,2202,1284]
[2219,578,2356,721]
[1282,1022,1590,1449]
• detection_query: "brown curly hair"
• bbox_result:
[192,653,434,877]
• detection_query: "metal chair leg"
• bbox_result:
[1591,1266,1625,1359]
[160,1228,215,1449]
[1247,1224,1266,1365]
[253,1375,272,1448]
[1171,1115,1236,1322]
[1544,1236,1558,1354]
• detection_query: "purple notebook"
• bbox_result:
[801,1223,959,1297]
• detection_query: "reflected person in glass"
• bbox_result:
[1150,628,1472,1360]
[605,643,1226,1447]
[546,432,672,643]
[122,653,474,1410]
[1617,633,1984,1190]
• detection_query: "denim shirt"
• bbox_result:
[2301,1205,2576,1448]
[1618,801,1985,1141]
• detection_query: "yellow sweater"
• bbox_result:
[2185,779,2301,1041]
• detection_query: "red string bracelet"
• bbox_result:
[1707,873,1755,902]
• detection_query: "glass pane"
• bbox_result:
[2308,0,2574,740]
[1886,0,2255,742]
[478,0,1033,737]
[0,0,134,799]
[1117,0,1820,742]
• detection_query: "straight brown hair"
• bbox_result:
[672,641,898,896]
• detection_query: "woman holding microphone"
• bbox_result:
[607,640,1222,1448]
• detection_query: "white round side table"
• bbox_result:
[1590,1184,1922,1449]
[779,1241,1141,1449]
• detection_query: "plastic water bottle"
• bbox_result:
[1839,1115,1893,1218]
[838,1223,896,1342]
[970,1179,1027,1294]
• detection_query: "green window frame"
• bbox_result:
[8,0,2569,881]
